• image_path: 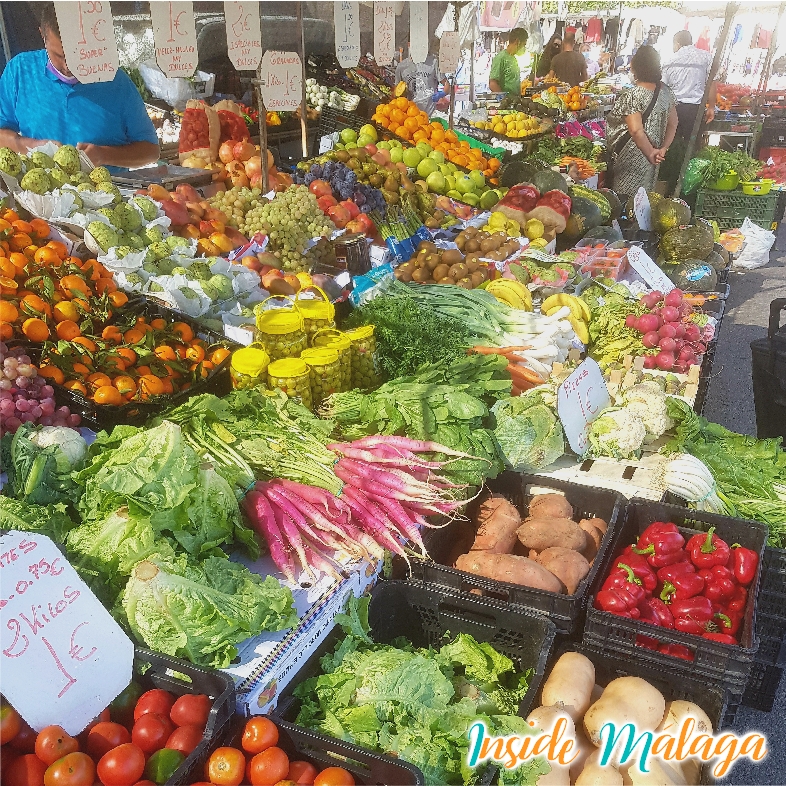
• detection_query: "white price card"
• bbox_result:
[225,1,263,71]
[557,358,611,455]
[54,1,119,84]
[633,186,652,231]
[260,51,303,112]
[334,1,360,68]
[439,31,461,74]
[149,1,198,78]
[0,532,134,735]
[373,2,395,66]
[409,2,429,64]
[627,246,675,293]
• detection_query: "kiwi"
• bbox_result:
[396,268,413,282]
[466,257,480,273]
[449,262,468,281]
[441,248,463,266]
[432,263,450,281]
[464,226,479,237]
[456,277,473,289]
[465,239,480,254]
[437,276,453,284]
[412,267,431,283]
[470,270,486,287]
[455,235,466,251]
[479,238,496,254]
[477,231,490,241]
[418,240,437,253]
[398,261,416,274]
[426,253,442,271]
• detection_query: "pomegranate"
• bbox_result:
[218,141,236,164]
[233,140,256,162]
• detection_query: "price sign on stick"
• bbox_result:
[409,2,429,64]
[633,187,652,231]
[439,31,461,74]
[54,1,119,83]
[260,51,303,112]
[373,2,395,66]
[627,246,675,293]
[149,1,198,78]
[334,1,360,68]
[225,1,263,71]
[557,358,611,455]
[0,531,133,735]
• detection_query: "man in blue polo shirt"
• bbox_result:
[0,4,159,168]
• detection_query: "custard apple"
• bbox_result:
[70,171,91,186]
[132,196,158,222]
[145,225,165,244]
[87,221,120,252]
[186,261,212,281]
[166,235,190,251]
[148,242,171,261]
[89,166,112,184]
[53,145,81,176]
[49,168,70,189]
[115,246,133,259]
[111,203,142,232]
[29,151,55,169]
[76,182,96,192]
[97,182,122,205]
[20,168,51,195]
[0,147,22,178]
[126,234,146,251]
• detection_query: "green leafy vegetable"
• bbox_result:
[0,496,77,544]
[696,145,762,184]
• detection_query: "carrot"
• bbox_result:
[508,363,545,386]
[470,345,532,355]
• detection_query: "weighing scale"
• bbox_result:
[109,164,213,191]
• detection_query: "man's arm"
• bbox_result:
[489,53,503,92]
[705,80,718,123]
[77,141,159,168]
[0,129,58,154]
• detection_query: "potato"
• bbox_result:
[621,759,687,786]
[471,494,521,553]
[576,751,623,786]
[581,516,608,535]
[535,548,591,594]
[528,494,574,520]
[578,521,603,561]
[656,700,713,784]
[541,652,595,722]
[455,552,565,593]
[517,517,587,552]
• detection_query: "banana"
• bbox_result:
[567,314,589,344]
[541,293,584,322]
[573,295,592,323]
[487,279,533,311]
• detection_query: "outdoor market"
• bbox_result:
[1,1,786,785]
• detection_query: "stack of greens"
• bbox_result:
[696,145,762,185]
[585,286,647,370]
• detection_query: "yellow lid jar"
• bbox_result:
[230,346,270,389]
[254,297,308,361]
[295,286,336,339]
[344,324,381,389]
[312,328,352,392]
[267,357,312,409]
[301,347,341,407]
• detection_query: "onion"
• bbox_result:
[655,351,675,370]
[637,313,660,334]
[664,289,684,307]
[659,337,677,353]
[661,305,680,323]
[643,355,657,369]
[642,331,660,349]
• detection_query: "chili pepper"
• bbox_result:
[703,632,738,645]
[636,634,660,650]
[640,596,675,628]
[631,522,686,568]
[730,544,759,586]
[614,551,657,592]
[699,565,737,602]
[687,526,731,569]
[671,595,714,635]
[726,583,748,613]
[659,643,695,661]
[595,587,643,618]
[659,570,705,602]
[715,610,742,637]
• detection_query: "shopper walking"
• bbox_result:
[548,31,588,87]
[488,28,529,95]
[536,35,563,78]
[394,37,442,115]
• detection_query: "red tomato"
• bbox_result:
[5,753,47,786]
[170,694,211,729]
[86,721,131,760]
[287,760,319,785]
[35,726,79,766]
[133,689,175,722]
[1,698,22,744]
[131,713,174,754]
[313,767,355,786]
[241,717,279,754]
[8,719,37,753]
[43,752,95,786]
[206,746,246,786]
[165,724,203,756]
[248,747,289,786]
[97,743,146,786]
[132,782,157,786]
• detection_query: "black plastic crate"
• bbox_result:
[583,499,767,694]
[762,545,786,594]
[743,662,783,713]
[404,472,625,633]
[695,188,779,231]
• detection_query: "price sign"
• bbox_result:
[0,532,133,735]
[439,31,461,74]
[627,246,675,293]
[334,1,360,68]
[224,1,263,71]
[260,51,303,111]
[149,1,198,78]
[409,2,429,64]
[54,1,119,83]
[557,358,610,455]
[373,2,395,66]
[633,187,652,231]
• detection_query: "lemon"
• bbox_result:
[489,211,508,228]
[493,122,505,134]
[530,238,547,249]
[525,218,545,240]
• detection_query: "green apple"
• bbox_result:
[446,162,458,173]
[357,134,374,147]
[479,190,500,209]
[461,192,480,206]
[425,171,447,194]
[415,141,433,158]
[417,158,438,178]
[469,169,486,189]
[339,128,358,145]
[446,189,463,200]
[334,142,345,150]
[359,123,378,142]
[389,146,404,163]
[402,148,423,167]
[455,173,475,194]
[429,150,445,165]
[439,164,452,176]
[388,139,403,148]
[377,141,391,150]
[445,175,457,191]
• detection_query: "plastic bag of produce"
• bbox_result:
[734,216,775,270]
[178,100,220,164]
[682,157,710,194]
[213,99,251,143]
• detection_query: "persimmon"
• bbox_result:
[55,320,81,341]
[21,317,49,342]
[93,385,123,405]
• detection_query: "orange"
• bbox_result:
[34,246,61,266]
[0,275,17,295]
[135,365,152,377]
[210,347,231,365]
[138,374,165,398]
[59,274,91,299]
[87,372,112,392]
[72,298,91,314]
[72,336,97,353]
[0,322,12,340]
[170,322,194,342]
[113,375,137,397]
[39,365,66,385]
[160,377,175,394]
[445,129,458,143]
[8,252,27,274]
[403,116,419,133]
[1,209,19,223]
[45,240,68,259]
[28,218,50,241]
[123,328,146,344]
[389,108,406,125]
[397,126,413,141]
[20,294,50,318]
[9,233,32,252]
[0,301,18,323]
[375,116,390,129]
[115,347,137,366]
[12,220,33,235]
[94,278,117,295]
[154,345,177,362]
[108,291,128,308]
[488,157,501,171]
[55,320,81,341]
[53,301,79,323]
[185,344,205,363]
[0,257,15,278]
[392,96,408,110]
[431,129,445,145]
[63,379,88,396]
[102,355,127,374]
[406,104,420,117]
[93,385,123,405]
[412,130,429,143]
[150,318,167,330]
[376,103,391,117]
[101,325,123,343]
[21,317,49,342]
[71,362,92,378]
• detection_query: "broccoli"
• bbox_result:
[20,168,51,195]
[87,221,120,253]
[53,145,81,176]
[0,147,22,178]
[587,407,646,460]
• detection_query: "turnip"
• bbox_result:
[637,313,660,334]
[643,355,657,369]
[664,289,684,308]
[642,331,660,349]
[655,351,675,370]
[659,323,677,339]
[659,337,677,353]
[661,305,680,323]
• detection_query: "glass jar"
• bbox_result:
[255,300,308,361]
[230,346,270,389]
[344,325,381,389]
[295,286,336,340]
[312,329,352,392]
[267,357,312,409]
[301,347,341,407]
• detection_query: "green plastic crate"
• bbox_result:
[695,188,779,231]
[434,117,506,158]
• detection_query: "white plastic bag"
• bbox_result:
[139,61,215,111]
[733,217,776,271]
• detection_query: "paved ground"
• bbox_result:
[703,252,786,786]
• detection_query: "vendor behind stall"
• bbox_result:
[489,28,529,95]
[0,4,159,167]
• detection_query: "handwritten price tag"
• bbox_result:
[633,187,652,231]
[627,246,675,293]
[439,31,461,74]
[334,1,360,68]
[54,1,119,83]
[557,358,610,455]
[0,532,133,735]
[373,2,395,66]
[149,1,198,78]
[409,2,429,64]
[260,51,303,111]
[225,1,263,71]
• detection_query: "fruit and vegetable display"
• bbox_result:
[305,77,361,113]
[469,110,549,139]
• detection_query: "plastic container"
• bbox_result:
[751,298,786,439]
[268,357,312,409]
[583,499,767,695]
[740,179,773,195]
[230,345,269,389]
[301,346,341,406]
[344,325,381,389]
[705,170,740,191]
[295,286,336,340]
[580,254,627,281]
[255,299,308,361]
[695,188,779,231]
[312,328,352,391]
[405,472,625,634]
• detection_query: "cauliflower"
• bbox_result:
[166,235,190,251]
[207,274,233,301]
[132,196,158,221]
[71,171,91,186]
[75,181,95,192]
[87,221,120,252]
[587,407,646,459]
[148,242,171,261]
[97,182,122,205]
[145,225,165,245]
[29,151,55,169]
[49,168,70,188]
[0,147,22,178]
[20,167,51,194]
[111,203,142,232]
[186,261,212,282]
[623,383,674,441]
[53,144,81,175]
[89,166,112,184]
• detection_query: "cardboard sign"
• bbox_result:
[633,187,652,231]
[439,31,461,74]
[334,1,360,68]
[54,1,119,83]
[557,358,611,455]
[0,532,134,735]
[409,2,429,64]
[373,2,395,66]
[225,1,263,70]
[627,245,675,293]
[149,1,198,78]
[260,51,303,112]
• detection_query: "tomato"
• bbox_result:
[241,717,279,754]
[248,746,289,786]
[5,753,47,786]
[43,752,95,786]
[165,724,203,756]
[131,713,174,755]
[133,689,175,722]
[313,767,355,786]
[97,743,146,786]
[35,726,79,766]
[1,698,22,743]
[206,746,246,786]
[287,760,319,785]
[8,719,37,752]
[111,682,144,728]
[144,748,185,784]
[170,694,211,729]
[86,721,131,760]
[132,782,157,786]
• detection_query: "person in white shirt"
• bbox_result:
[662,30,718,139]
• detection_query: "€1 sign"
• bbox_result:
[557,358,610,455]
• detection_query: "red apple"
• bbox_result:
[326,204,351,229]
[365,144,378,155]
[309,179,333,198]
[317,194,338,212]
[340,199,360,219]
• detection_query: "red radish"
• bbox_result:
[659,337,677,353]
[684,324,701,342]
[659,323,677,339]
[637,313,660,334]
[655,351,675,370]
[641,292,661,309]
[642,331,660,349]
[643,355,657,369]
[625,314,638,329]
[661,305,680,323]
[652,290,664,301]
[679,303,692,318]
[674,324,686,339]
[664,289,684,307]
[242,489,296,584]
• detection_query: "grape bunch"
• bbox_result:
[0,343,81,435]
[293,161,386,213]
[208,186,266,229]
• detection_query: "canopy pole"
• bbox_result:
[297,2,308,158]
[759,2,786,96]
[254,74,269,193]
[611,0,623,75]
[469,1,476,103]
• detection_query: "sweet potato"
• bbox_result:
[529,493,574,520]
[471,494,521,553]
[455,552,565,593]
[535,547,591,594]
[581,516,608,534]
[517,517,587,552]
[579,520,604,561]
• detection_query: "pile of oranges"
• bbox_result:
[371,97,501,180]
[559,86,588,112]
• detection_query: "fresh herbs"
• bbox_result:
[697,145,762,184]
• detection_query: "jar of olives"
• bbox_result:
[344,325,381,390]
[295,286,335,340]
[255,300,307,361]
[230,346,270,389]
[301,347,341,407]
[267,357,312,409]
[312,329,352,392]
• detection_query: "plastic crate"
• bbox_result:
[695,188,779,231]
[434,117,507,158]
[762,545,786,594]
[583,499,767,694]
[751,298,786,440]
[404,472,625,634]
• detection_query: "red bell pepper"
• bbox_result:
[636,634,660,650]
[730,544,758,586]
[640,596,675,628]
[631,522,686,568]
[725,584,748,613]
[671,595,714,635]
[615,550,657,592]
[703,632,738,645]
[595,587,643,618]
[699,565,737,602]
[660,571,705,602]
[655,559,694,584]
[715,610,742,637]
[687,526,730,569]
[659,643,695,661]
